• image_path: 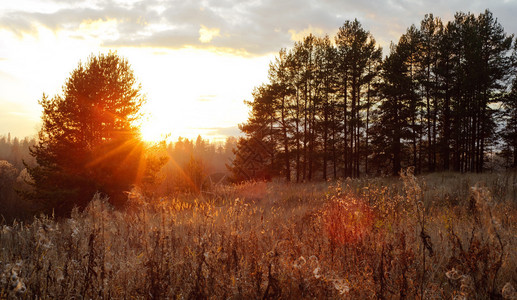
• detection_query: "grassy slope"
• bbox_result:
[1,170,517,299]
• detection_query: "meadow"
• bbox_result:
[1,170,517,299]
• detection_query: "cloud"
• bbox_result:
[1,0,516,56]
[289,25,327,42]
[199,25,220,43]
[195,126,243,137]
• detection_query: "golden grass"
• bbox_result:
[1,170,517,299]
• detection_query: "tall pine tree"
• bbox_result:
[26,52,163,215]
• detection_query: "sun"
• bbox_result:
[116,47,272,144]
[139,119,171,143]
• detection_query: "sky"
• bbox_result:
[1,0,517,142]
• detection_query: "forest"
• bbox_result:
[229,10,517,182]
[0,134,236,222]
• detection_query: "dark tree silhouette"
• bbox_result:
[335,19,382,177]
[501,75,517,168]
[229,10,515,182]
[375,40,414,175]
[25,52,163,215]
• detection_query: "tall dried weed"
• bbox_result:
[1,171,516,298]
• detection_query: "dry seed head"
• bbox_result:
[55,268,64,282]
[10,273,18,283]
[502,282,517,300]
[1,225,12,234]
[293,256,306,269]
[445,268,462,280]
[13,280,26,295]
[332,279,350,295]
[313,267,321,279]
[460,275,474,295]
[470,184,493,208]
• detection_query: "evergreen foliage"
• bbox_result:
[229,10,516,181]
[25,52,163,215]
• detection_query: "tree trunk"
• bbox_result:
[343,68,349,178]
[281,95,291,181]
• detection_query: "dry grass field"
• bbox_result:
[1,169,517,299]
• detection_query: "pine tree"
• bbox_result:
[375,42,414,175]
[25,52,162,215]
[448,11,512,172]
[501,75,517,168]
[419,14,442,172]
[335,19,382,177]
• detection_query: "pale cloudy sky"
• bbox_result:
[1,0,516,141]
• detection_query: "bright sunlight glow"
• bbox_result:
[0,25,274,142]
[118,47,274,143]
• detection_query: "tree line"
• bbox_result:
[157,135,236,195]
[229,10,517,182]
[0,134,36,171]
[0,131,236,221]
[0,135,36,221]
